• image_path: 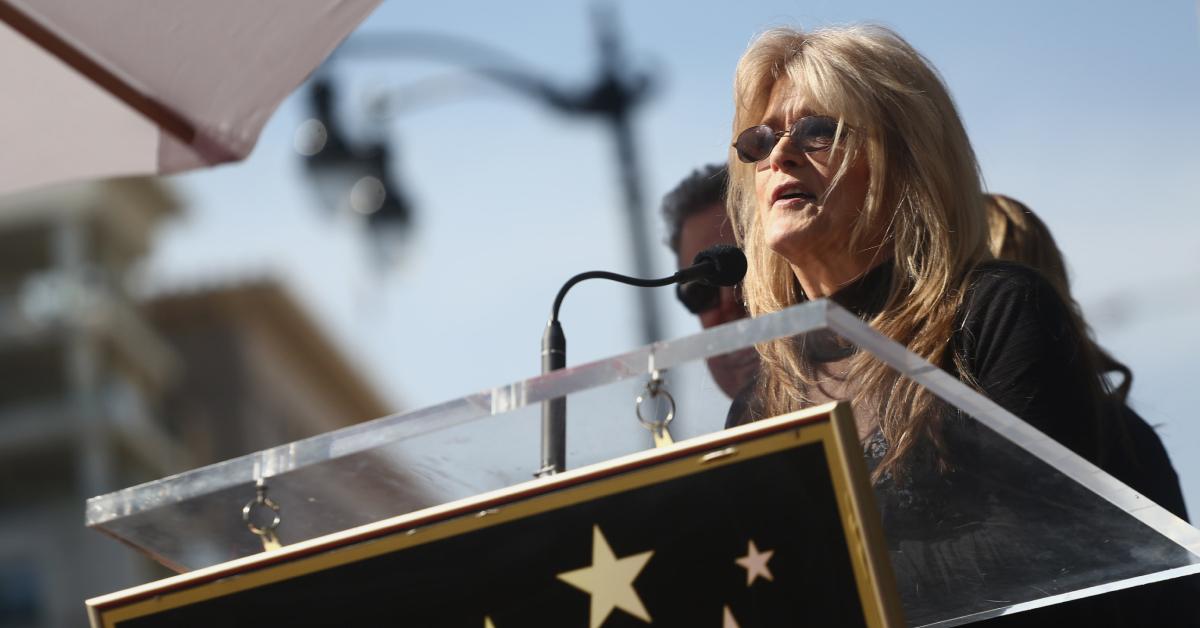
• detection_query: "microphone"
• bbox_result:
[537,245,747,476]
[676,244,747,288]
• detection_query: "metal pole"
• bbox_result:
[609,109,660,345]
[313,5,660,478]
[538,319,566,476]
[590,2,659,346]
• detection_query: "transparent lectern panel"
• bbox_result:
[87,300,1200,626]
[563,355,746,469]
[818,308,1200,626]
[88,396,547,571]
[87,299,829,572]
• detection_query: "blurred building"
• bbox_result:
[0,179,399,627]
[0,179,179,628]
[143,278,394,466]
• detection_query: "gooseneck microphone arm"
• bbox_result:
[551,270,694,323]
[538,245,746,477]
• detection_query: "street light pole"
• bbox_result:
[331,6,661,346]
[609,108,660,344]
[306,5,660,475]
[584,4,660,345]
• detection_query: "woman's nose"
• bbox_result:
[766,133,804,171]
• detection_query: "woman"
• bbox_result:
[724,25,1196,624]
[985,194,1122,395]
[984,193,1188,520]
[726,24,1108,476]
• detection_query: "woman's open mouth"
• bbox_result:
[771,182,818,208]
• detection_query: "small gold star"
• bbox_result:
[735,539,774,586]
[723,605,741,628]
[484,617,495,628]
[557,525,654,627]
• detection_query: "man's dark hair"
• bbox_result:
[661,163,729,253]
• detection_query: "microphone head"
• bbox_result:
[692,244,747,287]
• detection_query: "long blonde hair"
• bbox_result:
[985,194,1070,296]
[727,25,991,479]
[984,193,1133,404]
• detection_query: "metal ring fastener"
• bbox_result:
[635,381,676,431]
[242,480,281,537]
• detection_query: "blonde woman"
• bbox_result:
[727,24,1112,476]
[984,193,1187,521]
[725,26,1193,623]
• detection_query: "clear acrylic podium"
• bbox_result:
[87,299,1200,626]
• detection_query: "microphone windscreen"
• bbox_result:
[692,244,747,286]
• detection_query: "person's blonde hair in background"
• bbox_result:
[984,193,1132,401]
[726,25,993,478]
[983,193,1187,520]
[986,194,1069,294]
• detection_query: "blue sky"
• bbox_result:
[149,1,1200,512]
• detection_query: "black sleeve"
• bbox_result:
[954,263,1104,464]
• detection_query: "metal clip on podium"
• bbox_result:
[85,300,1200,627]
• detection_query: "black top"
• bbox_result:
[729,260,1186,519]
[896,261,1184,520]
[728,260,1195,625]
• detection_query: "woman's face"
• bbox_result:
[752,79,871,267]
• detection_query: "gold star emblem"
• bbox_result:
[557,525,654,627]
[484,617,495,628]
[735,539,774,586]
[723,605,741,628]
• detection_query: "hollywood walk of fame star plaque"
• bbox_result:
[86,401,903,627]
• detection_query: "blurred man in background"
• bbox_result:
[661,164,758,399]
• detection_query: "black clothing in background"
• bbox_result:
[728,260,1187,519]
[726,260,1196,625]
[952,262,1187,520]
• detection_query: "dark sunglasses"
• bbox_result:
[732,115,845,163]
[676,280,742,315]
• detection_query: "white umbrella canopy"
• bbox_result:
[0,0,379,196]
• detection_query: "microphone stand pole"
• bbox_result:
[538,319,566,478]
